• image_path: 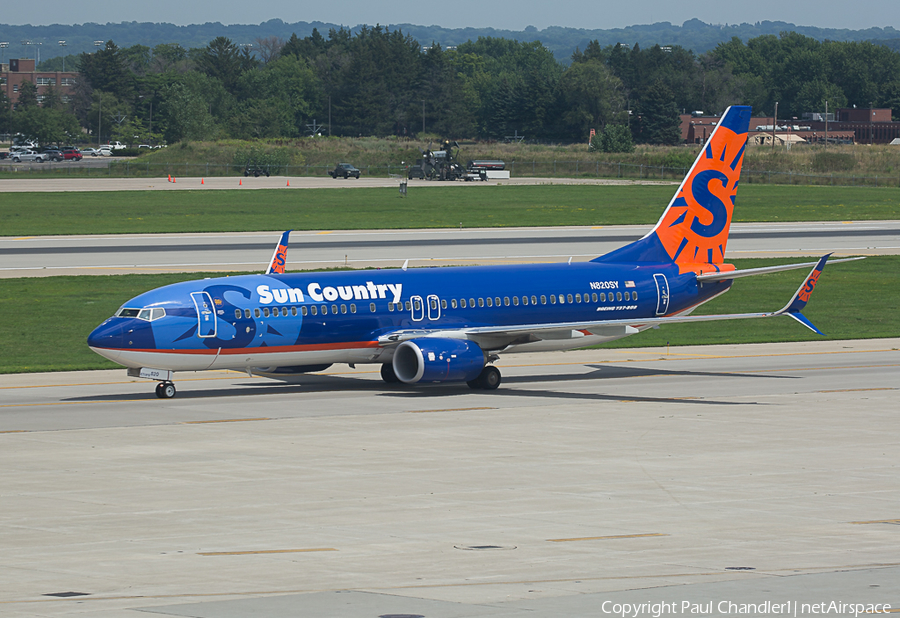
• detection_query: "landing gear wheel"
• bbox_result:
[380,363,400,383]
[156,381,176,399]
[468,366,501,390]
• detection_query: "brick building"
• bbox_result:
[681,108,900,146]
[1,58,78,108]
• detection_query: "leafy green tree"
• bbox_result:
[559,60,626,141]
[78,41,135,102]
[634,80,682,145]
[591,124,634,153]
[160,81,219,141]
[14,106,81,146]
[197,37,245,94]
[16,80,39,109]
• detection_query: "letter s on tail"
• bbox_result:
[266,230,291,275]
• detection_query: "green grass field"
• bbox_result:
[2,184,900,236]
[1,256,896,374]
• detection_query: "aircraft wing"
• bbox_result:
[696,256,863,282]
[378,254,835,349]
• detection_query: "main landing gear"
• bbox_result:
[468,366,501,390]
[155,381,176,399]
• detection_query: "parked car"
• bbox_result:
[10,150,48,163]
[60,146,83,161]
[42,148,64,162]
[328,163,360,179]
[83,146,112,156]
[0,151,8,160]
[107,141,127,151]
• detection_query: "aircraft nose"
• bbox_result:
[87,319,125,351]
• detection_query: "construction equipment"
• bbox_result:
[407,140,485,181]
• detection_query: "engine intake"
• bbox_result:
[392,338,485,384]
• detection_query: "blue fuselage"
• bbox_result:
[88,261,731,372]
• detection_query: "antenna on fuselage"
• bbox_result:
[402,259,409,271]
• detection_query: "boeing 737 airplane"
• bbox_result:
[88,105,857,398]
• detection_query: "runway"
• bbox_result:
[2,220,897,277]
[1,339,898,617]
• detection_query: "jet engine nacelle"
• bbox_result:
[392,338,485,384]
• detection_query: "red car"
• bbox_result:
[60,146,83,161]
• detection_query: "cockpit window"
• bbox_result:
[116,307,166,321]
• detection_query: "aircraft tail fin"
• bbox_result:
[595,105,752,271]
[265,230,291,275]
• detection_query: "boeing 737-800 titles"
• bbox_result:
[88,106,858,398]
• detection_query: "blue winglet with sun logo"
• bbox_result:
[777,254,831,335]
[594,105,752,275]
[265,231,291,275]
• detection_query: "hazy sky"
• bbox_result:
[2,0,897,31]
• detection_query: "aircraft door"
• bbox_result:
[653,274,670,316]
[190,291,217,337]
[410,295,425,322]
[427,294,441,321]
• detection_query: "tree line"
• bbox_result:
[3,27,899,150]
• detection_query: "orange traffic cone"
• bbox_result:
[286,180,290,187]
[167,174,172,182]
[172,177,176,183]
[201,178,204,185]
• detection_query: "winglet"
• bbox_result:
[265,231,291,275]
[776,253,830,335]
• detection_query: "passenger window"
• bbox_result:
[414,299,421,310]
[469,298,475,307]
[558,294,564,304]
[486,297,493,307]
[592,293,598,302]
[263,307,270,318]
[616,292,623,301]
[521,296,528,306]
[331,304,338,314]
[311,305,317,316]
[301,306,308,316]
[388,302,394,311]
[550,295,556,304]
[235,309,241,319]
[291,306,297,316]
[624,292,630,301]
[370,303,376,312]
[600,292,606,302]
[244,308,251,319]
[430,299,437,310]
[350,304,356,313]
[341,304,347,314]
[282,307,289,316]
[504,297,510,306]
[533,296,539,305]
[494,297,501,306]
[405,301,412,310]
[451,299,458,309]
[633,291,638,301]
[460,299,467,308]
[575,293,581,303]
[441,299,447,309]
[567,294,573,303]
[254,308,261,318]
[478,298,484,307]
[513,296,519,306]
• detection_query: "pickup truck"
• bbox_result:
[107,141,127,151]
[10,150,48,163]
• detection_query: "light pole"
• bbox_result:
[58,41,66,72]
[95,41,103,146]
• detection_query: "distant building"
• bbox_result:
[1,58,79,108]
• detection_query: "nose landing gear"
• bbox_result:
[155,381,176,399]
